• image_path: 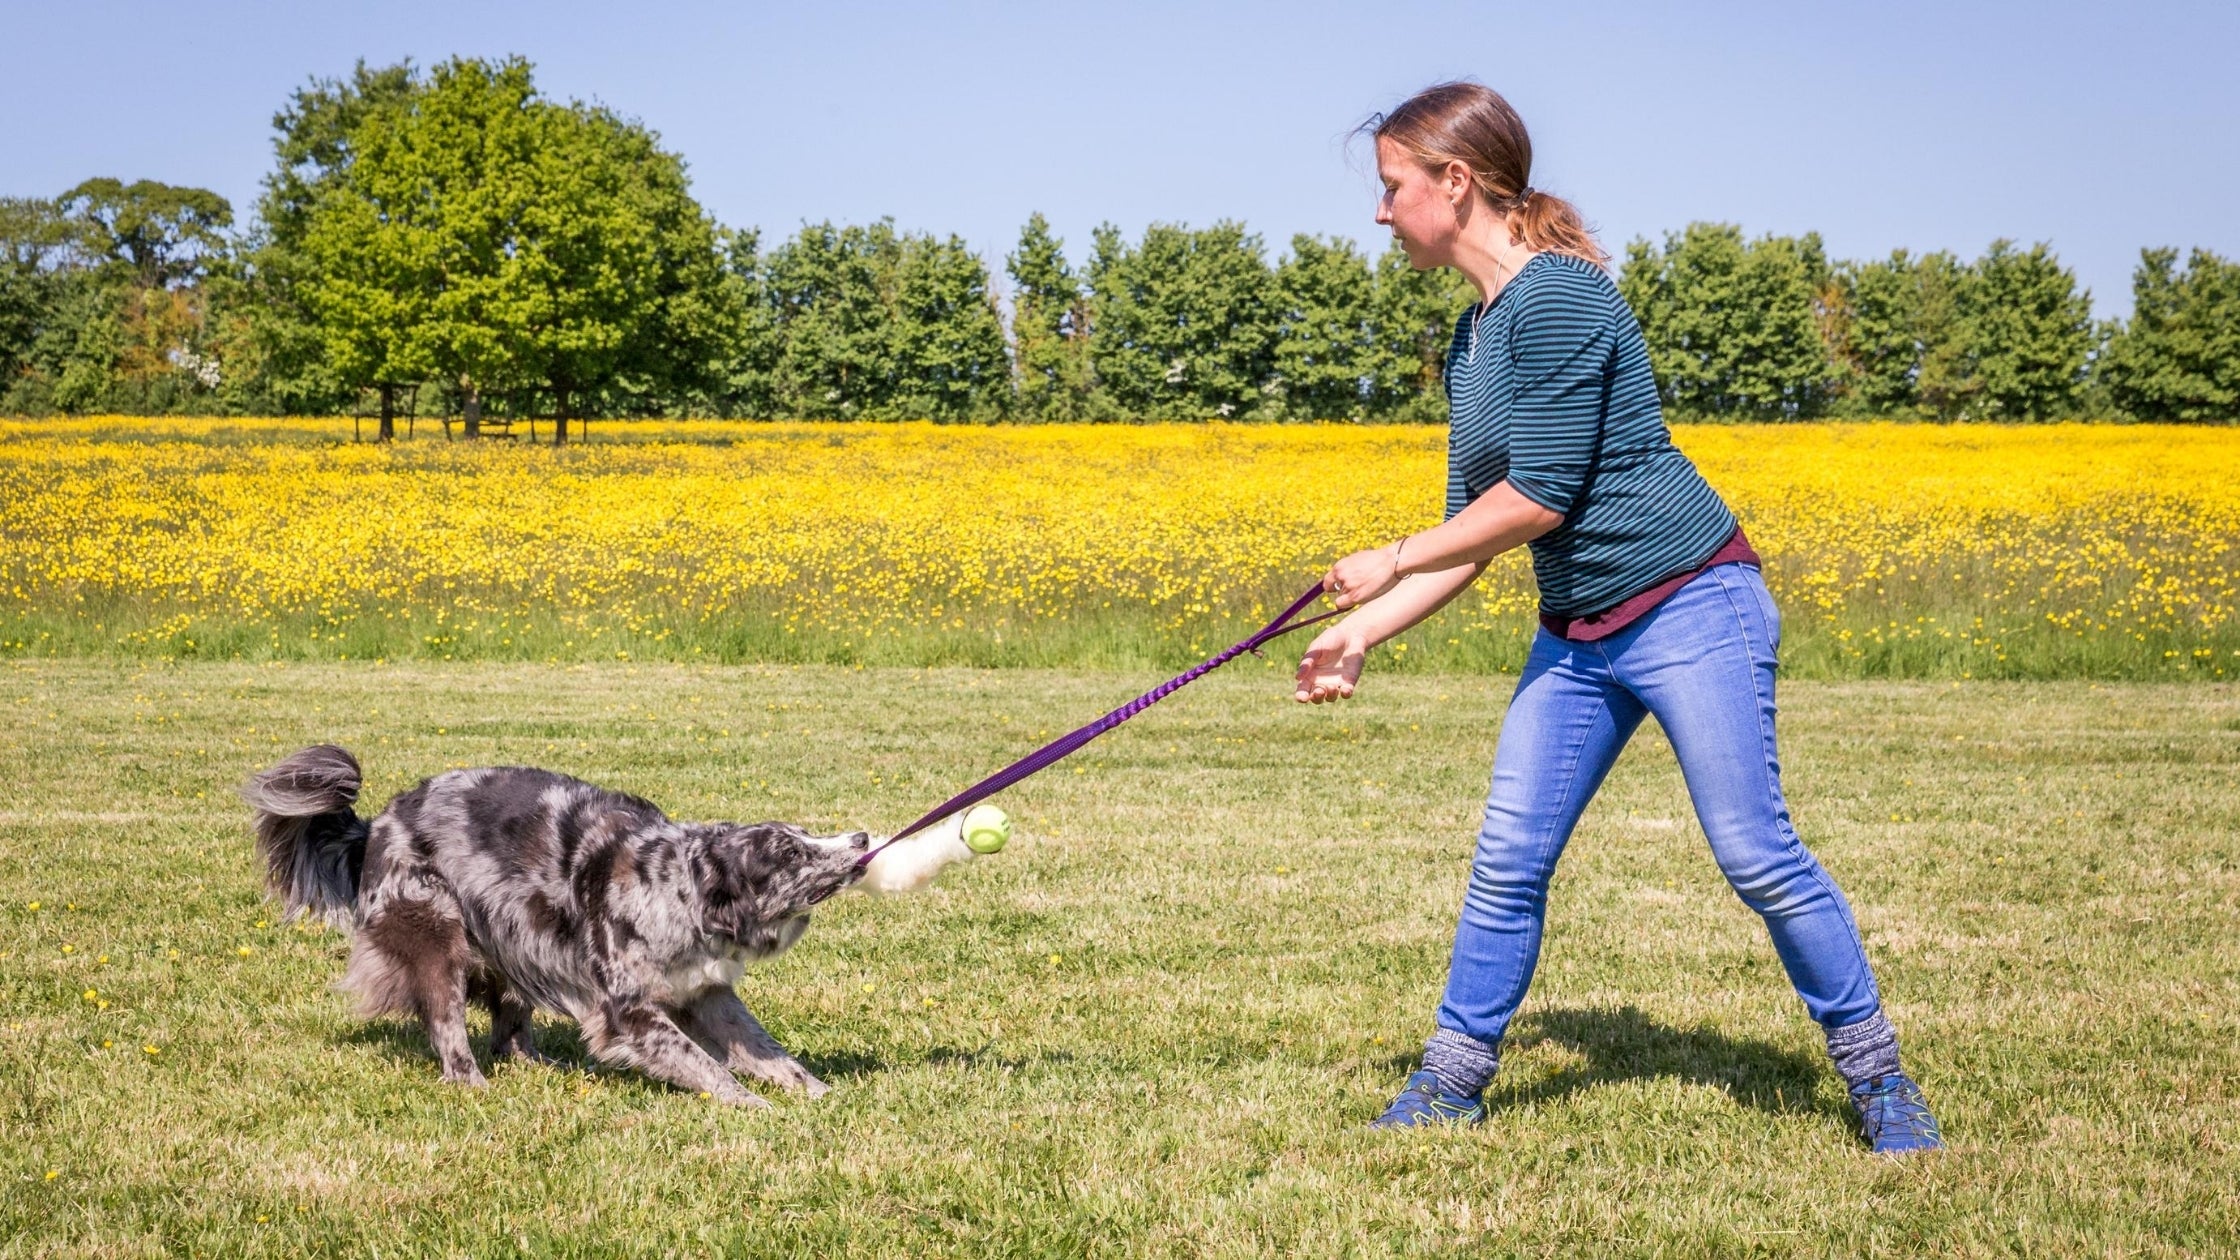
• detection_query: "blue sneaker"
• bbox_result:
[1852,1073,1943,1153]
[1371,1070,1486,1129]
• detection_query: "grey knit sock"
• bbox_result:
[1421,1028,1501,1098]
[1825,1010,1902,1092]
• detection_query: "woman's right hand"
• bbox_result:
[1294,623,1369,704]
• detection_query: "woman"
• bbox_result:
[1294,82,1940,1153]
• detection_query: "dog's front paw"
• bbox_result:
[767,1061,828,1096]
[708,1083,771,1108]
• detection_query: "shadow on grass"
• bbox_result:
[1506,1005,1835,1115]
[801,1041,1081,1081]
[340,1016,598,1074]
[1372,1005,1837,1116]
[338,1018,1074,1091]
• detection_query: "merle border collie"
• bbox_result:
[244,744,979,1106]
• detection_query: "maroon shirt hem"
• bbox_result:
[1538,525,1759,643]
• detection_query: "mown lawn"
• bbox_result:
[2,659,2236,1256]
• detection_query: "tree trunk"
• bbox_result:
[551,386,570,446]
[463,385,481,438]
[378,383,395,442]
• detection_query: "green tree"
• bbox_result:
[888,231,1011,421]
[1368,242,1473,421]
[701,227,780,418]
[231,60,421,415]
[2,182,237,415]
[1085,221,1277,419]
[294,63,449,439]
[764,219,1008,421]
[1827,249,1971,418]
[300,56,740,441]
[1959,240,2093,420]
[0,198,70,403]
[2099,248,2240,423]
[1008,213,1097,421]
[1270,234,1379,421]
[57,179,232,288]
[1618,222,1835,420]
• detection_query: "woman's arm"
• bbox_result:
[1296,482,1564,704]
[1334,561,1488,653]
[1294,562,1484,703]
[1324,481,1563,612]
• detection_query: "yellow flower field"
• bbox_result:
[0,417,2233,677]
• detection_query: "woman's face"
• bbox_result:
[1375,136,1461,270]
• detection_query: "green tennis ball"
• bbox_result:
[961,804,1011,855]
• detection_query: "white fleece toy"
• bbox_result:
[855,804,1011,895]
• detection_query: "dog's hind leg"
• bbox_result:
[685,988,829,1098]
[480,971,557,1066]
[353,892,486,1087]
[417,967,485,1087]
[584,998,766,1107]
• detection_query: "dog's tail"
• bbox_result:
[243,744,370,927]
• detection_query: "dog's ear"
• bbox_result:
[696,828,762,939]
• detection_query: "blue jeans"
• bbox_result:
[1436,563,1882,1046]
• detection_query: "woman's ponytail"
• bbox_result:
[1508,188,1605,268]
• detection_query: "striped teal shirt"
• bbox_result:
[1444,252,1737,619]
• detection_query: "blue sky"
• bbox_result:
[4,0,2234,318]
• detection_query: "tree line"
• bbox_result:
[2,57,2234,432]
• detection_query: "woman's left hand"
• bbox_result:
[1325,544,1402,610]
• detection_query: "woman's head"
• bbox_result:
[1365,81,1606,271]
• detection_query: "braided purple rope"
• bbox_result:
[859,581,1339,865]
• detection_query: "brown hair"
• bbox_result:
[1364,81,1608,267]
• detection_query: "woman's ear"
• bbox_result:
[1446,159,1475,208]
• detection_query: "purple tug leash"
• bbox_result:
[859,581,1339,866]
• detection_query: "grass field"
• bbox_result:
[4,657,2236,1256]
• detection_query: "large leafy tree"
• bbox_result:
[299,56,739,441]
[231,60,421,415]
[294,63,448,439]
[1085,221,1277,419]
[886,230,1011,420]
[1619,222,1836,420]
[2098,248,2240,423]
